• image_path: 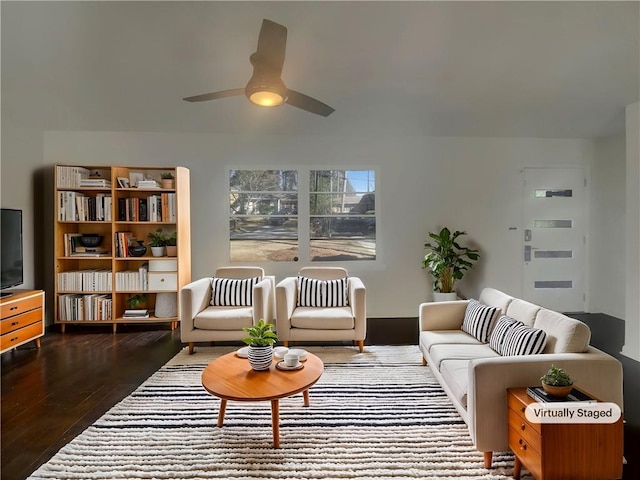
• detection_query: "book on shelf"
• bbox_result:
[70,251,111,257]
[123,309,150,318]
[137,180,160,188]
[526,386,596,403]
[79,178,112,188]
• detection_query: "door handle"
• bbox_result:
[524,245,531,262]
[524,229,532,242]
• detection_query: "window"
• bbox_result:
[309,170,375,261]
[229,169,376,262]
[229,170,298,262]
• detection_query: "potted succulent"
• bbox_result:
[422,227,480,301]
[160,172,175,189]
[165,231,177,257]
[242,319,278,371]
[127,294,147,309]
[541,364,573,397]
[147,227,169,257]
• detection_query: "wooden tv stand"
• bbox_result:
[1,289,45,354]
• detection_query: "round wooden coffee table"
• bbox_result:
[201,351,324,448]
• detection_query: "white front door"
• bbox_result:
[522,167,587,313]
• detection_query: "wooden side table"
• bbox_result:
[507,387,623,480]
[1,289,45,354]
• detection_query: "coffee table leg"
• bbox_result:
[217,399,227,427]
[303,389,310,407]
[271,399,280,448]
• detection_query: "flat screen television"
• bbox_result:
[1,208,24,297]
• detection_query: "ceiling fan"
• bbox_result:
[183,19,335,117]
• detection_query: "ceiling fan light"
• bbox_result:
[249,90,285,107]
[245,77,288,107]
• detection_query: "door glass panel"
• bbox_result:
[534,220,572,228]
[534,280,573,289]
[535,189,573,198]
[534,250,573,259]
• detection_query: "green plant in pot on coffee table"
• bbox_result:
[422,227,480,295]
[242,319,278,371]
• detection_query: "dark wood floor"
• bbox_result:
[2,317,638,480]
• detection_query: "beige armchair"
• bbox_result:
[276,267,366,352]
[180,267,275,354]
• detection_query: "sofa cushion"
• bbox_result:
[478,288,514,314]
[501,324,547,356]
[194,306,253,330]
[297,276,348,307]
[420,330,482,354]
[534,309,591,353]
[291,306,354,330]
[210,276,260,306]
[462,299,500,343]
[440,359,471,408]
[505,299,541,326]
[489,315,521,354]
[429,344,499,370]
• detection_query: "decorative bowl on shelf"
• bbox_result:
[129,240,147,257]
[78,234,104,248]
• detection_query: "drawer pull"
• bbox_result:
[520,406,526,413]
[10,306,18,311]
[521,423,526,431]
[160,278,165,282]
[518,439,527,451]
[10,336,18,342]
[11,321,19,326]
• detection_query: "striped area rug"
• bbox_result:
[30,345,529,479]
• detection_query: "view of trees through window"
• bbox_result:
[229,169,375,262]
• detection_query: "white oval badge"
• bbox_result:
[525,402,621,424]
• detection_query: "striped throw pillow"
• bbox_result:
[461,299,500,343]
[501,324,547,356]
[489,315,521,354]
[210,276,260,306]
[297,276,348,307]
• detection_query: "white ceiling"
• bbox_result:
[2,1,638,138]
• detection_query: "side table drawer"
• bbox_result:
[0,308,42,335]
[1,322,43,351]
[149,272,177,291]
[508,424,542,480]
[1,294,42,319]
[508,408,542,454]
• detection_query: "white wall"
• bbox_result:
[624,102,640,361]
[590,134,626,318]
[42,131,597,318]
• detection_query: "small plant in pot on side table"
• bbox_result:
[422,227,480,301]
[541,364,573,397]
[147,228,169,257]
[242,319,278,371]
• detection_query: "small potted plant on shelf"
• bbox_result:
[160,172,175,189]
[147,228,169,257]
[165,231,177,257]
[422,227,480,301]
[541,364,573,398]
[242,319,278,371]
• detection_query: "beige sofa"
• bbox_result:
[418,287,624,468]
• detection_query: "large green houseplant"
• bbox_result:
[422,227,480,296]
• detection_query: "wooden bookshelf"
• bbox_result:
[54,165,191,333]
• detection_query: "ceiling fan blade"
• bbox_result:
[254,19,287,74]
[286,90,335,117]
[183,88,245,102]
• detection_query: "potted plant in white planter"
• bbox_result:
[147,228,169,257]
[242,319,278,371]
[422,227,480,301]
